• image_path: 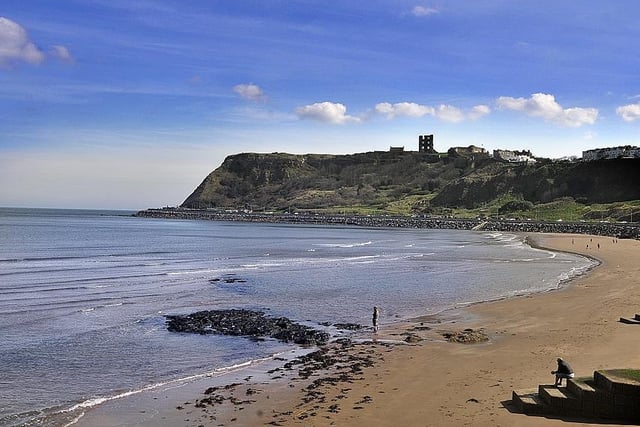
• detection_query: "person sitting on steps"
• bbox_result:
[552,357,574,386]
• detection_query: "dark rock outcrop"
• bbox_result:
[442,328,489,344]
[332,323,364,331]
[165,309,330,346]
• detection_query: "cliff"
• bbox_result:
[180,151,640,218]
[431,158,640,207]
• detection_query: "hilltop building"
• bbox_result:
[493,149,537,163]
[582,146,640,161]
[448,145,488,158]
[418,134,436,153]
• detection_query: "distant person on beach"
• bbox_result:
[552,357,574,386]
[372,306,380,332]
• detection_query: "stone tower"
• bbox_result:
[418,134,434,153]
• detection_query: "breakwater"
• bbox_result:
[135,208,640,239]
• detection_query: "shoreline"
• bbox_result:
[317,232,640,427]
[71,231,638,426]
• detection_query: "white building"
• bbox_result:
[493,149,537,163]
[582,146,640,161]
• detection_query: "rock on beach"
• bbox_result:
[165,309,330,346]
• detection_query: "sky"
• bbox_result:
[1,1,639,210]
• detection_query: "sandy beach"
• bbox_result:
[76,233,640,426]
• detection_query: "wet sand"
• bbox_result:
[76,233,640,426]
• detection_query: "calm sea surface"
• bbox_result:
[0,208,595,426]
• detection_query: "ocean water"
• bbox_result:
[0,208,595,426]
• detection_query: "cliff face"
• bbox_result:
[180,152,640,212]
[181,153,322,209]
[431,158,640,207]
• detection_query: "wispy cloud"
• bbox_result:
[233,83,266,102]
[229,106,296,123]
[0,81,231,104]
[411,6,440,17]
[496,93,598,127]
[83,0,177,14]
[616,102,640,122]
[0,17,45,66]
[296,101,361,124]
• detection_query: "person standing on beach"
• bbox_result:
[372,306,380,332]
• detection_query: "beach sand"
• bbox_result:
[76,233,640,426]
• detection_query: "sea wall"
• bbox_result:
[135,208,640,239]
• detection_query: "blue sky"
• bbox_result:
[1,1,639,209]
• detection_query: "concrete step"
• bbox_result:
[539,384,582,412]
[512,389,544,414]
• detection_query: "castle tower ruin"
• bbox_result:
[419,134,434,153]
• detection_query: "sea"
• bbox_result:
[0,207,596,426]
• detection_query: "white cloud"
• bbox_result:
[376,101,490,122]
[616,103,640,122]
[50,45,74,62]
[411,6,439,17]
[375,102,433,119]
[496,93,598,127]
[296,101,360,124]
[0,17,45,66]
[233,83,265,101]
[469,104,491,120]
[434,104,464,123]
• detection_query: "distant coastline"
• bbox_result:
[135,208,640,239]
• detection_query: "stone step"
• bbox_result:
[566,377,598,416]
[539,385,582,412]
[619,317,640,324]
[567,377,597,398]
[512,389,544,415]
[513,369,640,420]
[594,369,640,396]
